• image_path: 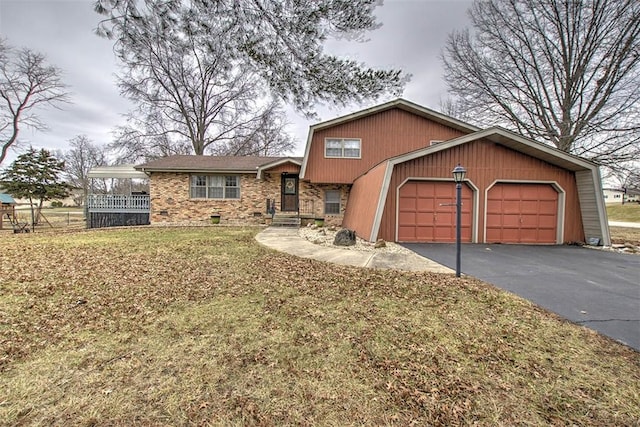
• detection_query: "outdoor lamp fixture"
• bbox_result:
[452,164,467,277]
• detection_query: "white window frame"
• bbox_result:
[324,190,341,215]
[324,138,361,159]
[190,175,240,199]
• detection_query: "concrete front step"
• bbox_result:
[271,216,301,227]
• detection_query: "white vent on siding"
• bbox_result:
[430,140,443,146]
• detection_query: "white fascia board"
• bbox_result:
[88,165,148,179]
[370,161,394,242]
[591,166,612,246]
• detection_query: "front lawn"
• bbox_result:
[607,202,640,222]
[1,227,638,425]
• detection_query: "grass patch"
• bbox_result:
[607,203,640,222]
[1,227,638,425]
[12,206,86,230]
[609,227,640,246]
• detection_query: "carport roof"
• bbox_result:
[87,165,148,179]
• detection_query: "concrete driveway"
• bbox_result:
[402,243,640,351]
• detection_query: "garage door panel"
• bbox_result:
[501,186,521,199]
[398,226,416,240]
[537,229,557,241]
[538,215,557,228]
[486,183,558,244]
[416,198,435,211]
[434,184,453,198]
[519,229,539,243]
[398,198,416,211]
[402,182,417,197]
[415,182,433,197]
[538,200,557,214]
[416,212,434,225]
[502,200,522,213]
[398,212,416,224]
[398,181,473,242]
[520,200,540,213]
[501,215,521,227]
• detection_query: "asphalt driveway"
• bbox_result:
[402,243,640,351]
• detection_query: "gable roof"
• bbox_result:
[256,157,303,179]
[136,155,303,174]
[300,98,481,178]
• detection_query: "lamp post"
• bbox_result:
[452,164,467,277]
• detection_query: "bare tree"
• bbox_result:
[207,105,297,156]
[0,40,70,165]
[110,111,198,163]
[442,0,640,172]
[94,0,409,118]
[61,135,110,205]
[98,1,298,159]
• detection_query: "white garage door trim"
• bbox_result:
[395,177,480,243]
[483,180,566,244]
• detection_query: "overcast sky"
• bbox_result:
[0,0,473,166]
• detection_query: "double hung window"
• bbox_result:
[325,138,361,158]
[324,190,341,214]
[190,175,240,199]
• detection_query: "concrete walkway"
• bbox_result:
[255,227,453,273]
[609,221,640,229]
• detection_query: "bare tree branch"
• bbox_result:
[0,40,70,165]
[442,0,640,172]
[97,1,297,161]
[94,0,409,118]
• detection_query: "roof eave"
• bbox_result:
[136,167,258,175]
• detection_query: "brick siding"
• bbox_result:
[149,172,350,227]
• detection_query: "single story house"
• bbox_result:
[131,98,609,245]
[603,188,639,204]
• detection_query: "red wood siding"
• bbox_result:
[377,139,584,243]
[305,108,468,183]
[397,181,473,242]
[341,161,388,240]
[264,163,301,175]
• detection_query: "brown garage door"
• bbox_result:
[398,181,473,242]
[486,183,558,244]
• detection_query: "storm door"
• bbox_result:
[281,174,299,212]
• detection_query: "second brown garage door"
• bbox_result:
[486,183,558,244]
[398,181,473,242]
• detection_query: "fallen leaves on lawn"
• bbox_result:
[0,227,638,426]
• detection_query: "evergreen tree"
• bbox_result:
[0,147,70,229]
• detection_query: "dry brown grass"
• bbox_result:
[1,227,638,426]
[610,226,640,246]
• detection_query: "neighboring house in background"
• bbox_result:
[603,188,640,204]
[603,188,625,204]
[129,99,610,246]
[10,188,84,208]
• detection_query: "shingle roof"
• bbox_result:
[136,155,303,173]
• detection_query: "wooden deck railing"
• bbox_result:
[87,194,150,213]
